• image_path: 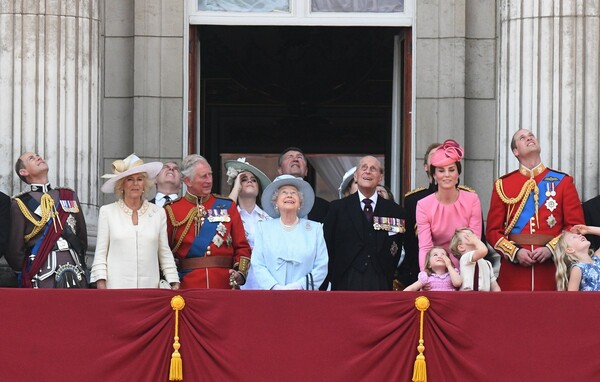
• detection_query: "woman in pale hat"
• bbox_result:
[338,166,357,199]
[91,154,180,289]
[415,140,483,272]
[225,158,272,290]
[250,175,328,290]
[225,158,272,249]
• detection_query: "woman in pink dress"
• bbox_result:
[416,140,483,271]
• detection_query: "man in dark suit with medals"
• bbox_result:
[165,154,251,289]
[7,152,88,288]
[324,156,405,290]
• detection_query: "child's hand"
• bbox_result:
[571,225,590,235]
[441,254,453,268]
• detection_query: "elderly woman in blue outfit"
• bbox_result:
[251,175,328,290]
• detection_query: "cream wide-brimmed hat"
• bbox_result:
[338,166,357,199]
[224,158,271,191]
[261,175,315,219]
[100,153,163,193]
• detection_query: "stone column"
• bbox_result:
[498,0,599,200]
[0,1,100,270]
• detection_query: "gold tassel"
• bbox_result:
[169,295,185,381]
[412,296,430,382]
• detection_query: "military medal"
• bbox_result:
[373,216,406,233]
[226,235,233,247]
[207,209,231,223]
[545,182,556,197]
[390,241,399,256]
[60,200,79,213]
[545,197,557,212]
[547,214,557,228]
[212,235,224,247]
[216,222,227,237]
[66,214,77,233]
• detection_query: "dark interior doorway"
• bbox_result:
[194,25,406,199]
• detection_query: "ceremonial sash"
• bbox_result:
[511,170,565,234]
[21,189,73,288]
[187,198,232,258]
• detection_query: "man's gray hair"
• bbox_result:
[181,154,210,179]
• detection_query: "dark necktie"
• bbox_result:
[164,195,171,203]
[363,199,373,223]
[473,262,480,291]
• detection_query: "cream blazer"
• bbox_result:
[91,200,179,288]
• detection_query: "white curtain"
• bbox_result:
[308,155,385,199]
[198,0,289,12]
[311,0,403,12]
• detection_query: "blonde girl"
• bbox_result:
[554,225,600,291]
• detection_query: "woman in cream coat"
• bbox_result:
[91,154,180,289]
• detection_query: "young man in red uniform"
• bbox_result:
[165,154,250,289]
[486,129,584,290]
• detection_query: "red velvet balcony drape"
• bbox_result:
[0,289,598,381]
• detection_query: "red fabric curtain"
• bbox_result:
[0,289,598,381]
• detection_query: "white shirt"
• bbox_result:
[238,204,271,290]
[154,192,179,207]
[357,190,379,211]
[459,250,496,291]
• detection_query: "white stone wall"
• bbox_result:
[0,0,100,234]
[498,0,600,202]
[101,0,185,206]
[415,0,497,216]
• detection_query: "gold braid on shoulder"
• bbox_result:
[495,178,538,235]
[165,205,198,253]
[15,194,57,242]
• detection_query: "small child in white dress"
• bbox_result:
[449,228,501,292]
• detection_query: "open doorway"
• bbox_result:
[190,25,410,201]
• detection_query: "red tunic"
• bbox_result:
[166,193,251,289]
[486,164,584,290]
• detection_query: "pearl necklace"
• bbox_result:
[280,216,299,231]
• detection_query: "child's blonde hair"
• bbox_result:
[424,246,447,275]
[449,227,473,258]
[554,231,593,291]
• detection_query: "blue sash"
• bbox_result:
[511,170,565,234]
[187,198,232,258]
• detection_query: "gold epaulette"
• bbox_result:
[404,187,426,198]
[458,185,476,193]
[547,235,560,253]
[213,193,230,200]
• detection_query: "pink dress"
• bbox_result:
[418,271,458,291]
[416,190,482,271]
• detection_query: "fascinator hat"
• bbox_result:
[224,158,271,191]
[338,166,357,199]
[100,153,163,193]
[261,175,315,219]
[430,139,465,167]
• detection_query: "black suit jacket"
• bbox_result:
[324,193,405,290]
[0,192,10,259]
[308,196,330,223]
[583,195,600,250]
[397,184,435,287]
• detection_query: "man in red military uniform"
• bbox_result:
[487,129,584,290]
[165,154,251,289]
